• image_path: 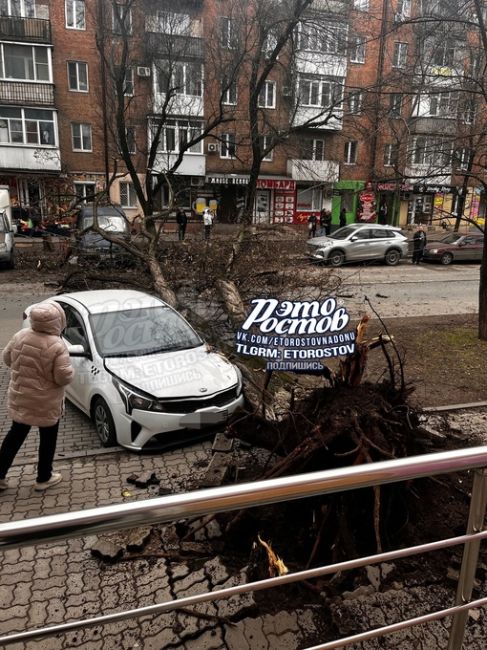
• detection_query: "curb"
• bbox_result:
[423,401,487,413]
[12,445,124,467]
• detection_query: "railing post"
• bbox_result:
[447,468,487,650]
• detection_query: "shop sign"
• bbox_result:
[206,175,249,185]
[376,182,413,192]
[257,179,296,190]
[235,298,356,372]
[413,184,455,194]
[357,189,376,222]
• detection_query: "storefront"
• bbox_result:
[331,180,364,225]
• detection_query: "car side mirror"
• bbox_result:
[350,236,358,242]
[67,344,89,357]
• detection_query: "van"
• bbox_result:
[74,204,131,262]
[0,211,15,269]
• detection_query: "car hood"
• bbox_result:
[80,231,128,248]
[307,236,335,246]
[105,345,238,398]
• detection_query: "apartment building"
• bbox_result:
[0,0,483,226]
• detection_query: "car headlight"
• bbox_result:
[236,367,243,396]
[112,377,165,414]
[429,249,438,254]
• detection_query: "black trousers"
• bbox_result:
[178,225,186,240]
[0,421,59,482]
[204,225,211,240]
[412,249,423,263]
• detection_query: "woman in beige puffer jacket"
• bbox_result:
[0,301,74,491]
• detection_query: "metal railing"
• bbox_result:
[0,15,51,42]
[1,446,487,648]
[0,80,54,105]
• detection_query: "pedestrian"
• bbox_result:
[203,207,213,240]
[412,225,427,264]
[176,207,188,241]
[320,209,332,236]
[307,214,317,237]
[378,201,388,225]
[0,301,74,492]
[339,207,347,229]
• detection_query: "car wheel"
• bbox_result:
[6,253,15,270]
[440,252,453,265]
[92,397,117,447]
[328,250,345,267]
[384,249,401,266]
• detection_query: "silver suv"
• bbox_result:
[0,212,15,269]
[307,223,408,267]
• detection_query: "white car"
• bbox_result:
[24,290,244,450]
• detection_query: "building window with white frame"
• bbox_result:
[123,67,134,96]
[397,0,411,17]
[393,42,408,68]
[155,118,203,154]
[454,147,471,171]
[0,0,35,16]
[112,2,132,35]
[353,0,369,10]
[71,122,92,151]
[259,135,273,161]
[411,135,451,167]
[298,76,343,108]
[220,16,236,49]
[155,11,191,35]
[67,61,88,92]
[74,182,95,203]
[298,22,348,55]
[220,132,236,159]
[222,79,237,105]
[296,186,322,212]
[65,0,85,30]
[258,81,276,108]
[124,127,136,154]
[383,143,399,167]
[348,90,363,114]
[0,43,51,82]
[301,138,325,161]
[0,106,55,145]
[350,36,366,63]
[389,93,402,117]
[120,181,138,208]
[427,91,457,118]
[344,140,357,164]
[431,41,455,67]
[157,61,203,97]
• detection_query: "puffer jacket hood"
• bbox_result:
[30,301,66,336]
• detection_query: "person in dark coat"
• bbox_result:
[378,201,388,225]
[412,225,427,264]
[307,214,317,237]
[339,207,347,229]
[319,209,331,236]
[176,208,188,241]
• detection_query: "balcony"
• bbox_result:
[152,152,205,176]
[287,158,339,183]
[0,145,60,172]
[0,81,54,106]
[0,15,51,43]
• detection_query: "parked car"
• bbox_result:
[307,223,408,267]
[74,204,130,262]
[24,290,244,450]
[422,232,485,265]
[0,211,15,269]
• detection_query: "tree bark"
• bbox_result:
[479,237,487,340]
[147,256,178,307]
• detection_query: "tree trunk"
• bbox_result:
[147,256,178,307]
[216,279,247,328]
[479,238,487,340]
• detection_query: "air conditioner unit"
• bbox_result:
[207,143,219,153]
[136,66,151,77]
[282,86,292,97]
[393,12,403,22]
[191,176,205,187]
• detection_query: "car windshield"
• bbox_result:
[439,233,462,244]
[82,216,127,233]
[328,226,358,240]
[90,307,203,357]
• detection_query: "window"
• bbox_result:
[0,0,35,17]
[124,127,136,154]
[397,0,411,16]
[222,79,237,105]
[427,92,457,118]
[259,135,273,161]
[157,62,203,96]
[67,61,88,92]
[124,67,134,96]
[411,135,451,166]
[155,119,203,154]
[348,90,363,114]
[0,43,50,81]
[263,31,278,58]
[296,187,322,211]
[120,181,137,208]
[155,11,191,35]
[344,140,357,164]
[389,93,402,117]
[393,42,408,68]
[220,16,236,49]
[431,42,455,67]
[350,36,366,63]
[301,138,325,161]
[74,182,95,203]
[71,122,92,151]
[298,76,342,108]
[258,81,276,109]
[383,143,399,166]
[112,3,132,35]
[353,0,369,9]
[454,148,471,170]
[299,22,348,55]
[0,106,55,145]
[220,133,236,159]
[65,0,85,29]
[462,98,476,124]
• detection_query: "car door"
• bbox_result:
[349,229,373,261]
[469,236,484,261]
[369,228,392,259]
[457,235,479,261]
[58,302,96,413]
